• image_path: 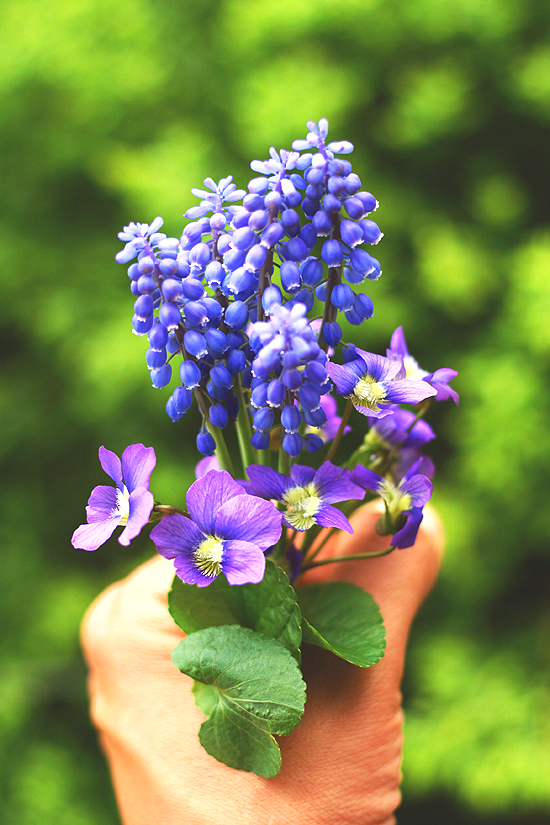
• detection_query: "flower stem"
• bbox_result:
[234,378,255,476]
[325,399,353,463]
[301,545,396,571]
[207,422,235,475]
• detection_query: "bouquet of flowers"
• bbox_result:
[72,118,458,778]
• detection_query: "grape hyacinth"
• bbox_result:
[73,117,459,779]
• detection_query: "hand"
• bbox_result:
[81,501,443,825]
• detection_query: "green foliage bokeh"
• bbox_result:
[0,0,549,822]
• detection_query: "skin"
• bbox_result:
[81,501,443,825]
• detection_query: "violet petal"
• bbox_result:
[222,539,266,585]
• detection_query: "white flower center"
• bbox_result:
[283,483,322,531]
[403,355,428,381]
[115,486,130,526]
[378,479,412,517]
[351,376,387,411]
[195,536,224,578]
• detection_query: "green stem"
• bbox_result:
[326,399,353,463]
[278,442,291,475]
[206,421,234,475]
[301,545,396,571]
[234,378,255,475]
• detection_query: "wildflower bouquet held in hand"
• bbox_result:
[73,119,458,778]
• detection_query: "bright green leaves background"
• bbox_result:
[1,0,550,821]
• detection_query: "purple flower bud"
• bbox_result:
[201,296,223,326]
[180,360,201,388]
[248,209,270,232]
[138,256,156,275]
[253,407,274,432]
[301,257,323,287]
[207,381,232,402]
[354,292,374,319]
[248,177,269,195]
[148,322,169,351]
[205,261,224,289]
[223,246,247,272]
[243,193,264,212]
[305,361,328,385]
[264,190,282,211]
[293,288,315,312]
[285,237,308,263]
[225,266,253,296]
[244,243,267,272]
[182,277,206,301]
[251,431,270,450]
[261,221,284,248]
[267,378,286,407]
[350,247,376,276]
[356,192,378,214]
[150,363,172,389]
[282,368,302,390]
[343,197,365,220]
[282,209,300,236]
[227,395,239,420]
[299,223,317,250]
[137,274,157,294]
[344,173,361,195]
[302,198,320,217]
[196,430,216,456]
[262,285,282,312]
[145,347,167,369]
[134,294,154,320]
[328,176,346,196]
[184,330,208,359]
[280,260,301,293]
[322,321,342,347]
[323,193,342,213]
[331,283,355,311]
[224,300,248,329]
[209,403,229,429]
[205,329,228,357]
[321,239,343,266]
[340,219,364,248]
[210,363,233,389]
[232,226,256,251]
[304,434,324,453]
[303,406,327,427]
[159,257,178,277]
[209,212,226,231]
[172,386,192,414]
[227,348,246,375]
[231,208,251,229]
[132,314,153,335]
[217,233,232,255]
[189,242,211,270]
[251,382,268,408]
[281,404,301,432]
[282,432,303,457]
[313,210,332,236]
[359,219,383,244]
[298,383,321,411]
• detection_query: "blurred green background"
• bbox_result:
[1,0,549,822]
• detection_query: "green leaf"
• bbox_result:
[296,582,386,668]
[173,625,306,777]
[168,560,302,659]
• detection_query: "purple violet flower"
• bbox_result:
[352,459,433,549]
[243,460,365,533]
[327,349,436,419]
[72,444,156,551]
[388,327,459,405]
[150,470,282,587]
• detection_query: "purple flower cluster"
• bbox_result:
[72,117,459,579]
[114,119,385,458]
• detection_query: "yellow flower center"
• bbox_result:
[403,355,428,381]
[283,483,322,531]
[351,376,387,412]
[116,486,130,526]
[379,479,412,517]
[195,536,224,578]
